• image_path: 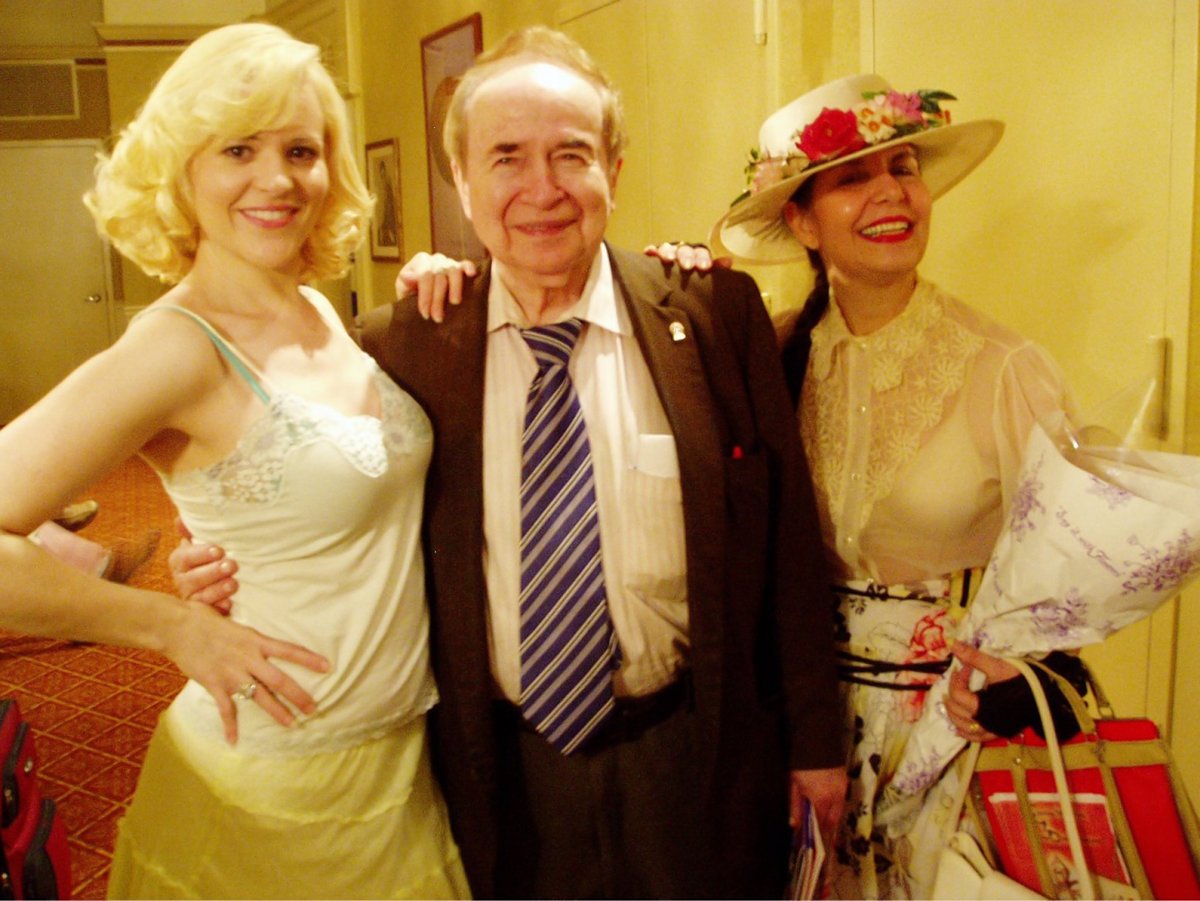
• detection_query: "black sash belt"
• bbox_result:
[836,650,951,691]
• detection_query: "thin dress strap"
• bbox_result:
[135,305,271,404]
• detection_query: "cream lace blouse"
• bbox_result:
[800,279,1071,585]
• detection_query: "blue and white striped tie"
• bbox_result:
[518,319,618,754]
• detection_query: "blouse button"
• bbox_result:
[857,404,868,414]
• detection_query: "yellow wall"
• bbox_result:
[0,64,110,142]
[352,0,862,316]
[356,0,560,312]
[738,0,861,314]
[1174,16,1200,803]
[1192,14,1200,462]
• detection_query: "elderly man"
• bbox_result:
[374,26,843,898]
[175,24,845,899]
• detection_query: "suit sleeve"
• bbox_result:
[718,271,844,771]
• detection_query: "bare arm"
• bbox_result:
[0,317,328,743]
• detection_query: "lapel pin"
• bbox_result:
[669,321,686,342]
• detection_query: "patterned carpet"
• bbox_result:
[0,457,183,899]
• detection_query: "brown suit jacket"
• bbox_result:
[362,245,841,897]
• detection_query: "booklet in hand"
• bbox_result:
[786,796,826,900]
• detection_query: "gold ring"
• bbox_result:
[967,721,982,734]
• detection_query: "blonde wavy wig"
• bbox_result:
[84,22,371,284]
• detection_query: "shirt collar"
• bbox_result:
[486,245,629,336]
[809,278,940,383]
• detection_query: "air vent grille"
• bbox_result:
[0,62,78,120]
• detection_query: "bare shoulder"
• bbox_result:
[0,292,230,526]
[115,295,230,402]
[298,285,350,335]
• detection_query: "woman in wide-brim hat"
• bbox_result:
[711,72,1002,264]
[706,73,1081,898]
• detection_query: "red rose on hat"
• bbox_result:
[797,107,865,163]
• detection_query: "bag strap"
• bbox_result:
[1009,658,1098,900]
[1028,660,1154,897]
[1070,659,1200,883]
[1076,657,1117,720]
[945,739,983,827]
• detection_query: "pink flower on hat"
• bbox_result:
[750,156,787,195]
[722,77,999,264]
[797,107,866,163]
[884,89,924,123]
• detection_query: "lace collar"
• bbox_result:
[809,278,943,391]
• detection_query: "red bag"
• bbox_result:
[0,699,71,900]
[967,662,1200,899]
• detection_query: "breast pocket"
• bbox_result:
[622,434,686,605]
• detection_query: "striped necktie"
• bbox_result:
[518,318,618,754]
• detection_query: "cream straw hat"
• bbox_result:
[711,73,1004,264]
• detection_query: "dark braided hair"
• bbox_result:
[797,248,831,333]
[792,178,831,327]
[779,181,831,404]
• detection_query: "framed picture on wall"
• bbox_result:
[420,13,485,260]
[365,139,403,262]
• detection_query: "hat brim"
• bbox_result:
[711,118,1004,264]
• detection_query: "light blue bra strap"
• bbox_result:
[134,305,271,404]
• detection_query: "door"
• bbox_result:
[558,0,776,261]
[0,141,115,424]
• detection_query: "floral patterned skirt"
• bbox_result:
[826,576,975,900]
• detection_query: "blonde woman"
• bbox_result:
[0,23,467,899]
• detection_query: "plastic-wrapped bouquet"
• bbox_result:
[878,416,1200,815]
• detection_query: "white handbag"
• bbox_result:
[931,659,1099,900]
[932,828,1044,900]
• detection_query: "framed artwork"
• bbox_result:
[420,13,485,259]
[365,139,403,261]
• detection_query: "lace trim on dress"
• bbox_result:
[801,282,985,541]
[187,365,431,507]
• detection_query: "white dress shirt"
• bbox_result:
[482,247,688,701]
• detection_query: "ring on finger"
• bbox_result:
[231,680,258,702]
[967,721,982,735]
